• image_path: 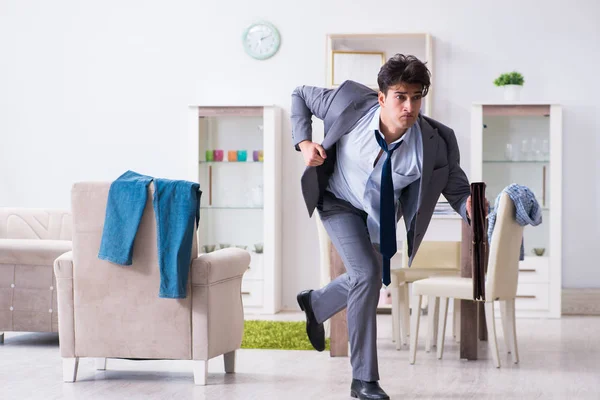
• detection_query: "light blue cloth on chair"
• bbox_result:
[98,170,201,299]
[487,183,542,260]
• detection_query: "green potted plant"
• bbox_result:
[494,71,524,101]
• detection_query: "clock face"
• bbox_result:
[243,22,280,60]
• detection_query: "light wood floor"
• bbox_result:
[1,314,599,400]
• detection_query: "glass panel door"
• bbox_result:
[197,114,265,255]
[482,113,550,257]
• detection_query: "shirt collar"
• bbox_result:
[371,106,414,145]
[370,106,382,132]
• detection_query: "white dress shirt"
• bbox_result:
[327,105,423,244]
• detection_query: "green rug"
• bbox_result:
[241,320,330,351]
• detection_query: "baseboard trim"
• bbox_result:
[562,289,600,315]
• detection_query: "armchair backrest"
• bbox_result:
[70,182,196,359]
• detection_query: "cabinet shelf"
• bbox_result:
[199,161,263,165]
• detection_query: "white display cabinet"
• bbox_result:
[188,106,282,314]
[471,103,562,318]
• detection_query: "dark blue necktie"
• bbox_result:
[374,130,402,286]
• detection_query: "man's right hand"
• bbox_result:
[298,140,327,167]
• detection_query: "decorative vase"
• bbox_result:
[503,84,522,102]
[532,248,545,256]
[202,244,215,253]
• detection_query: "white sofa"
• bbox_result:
[0,208,72,343]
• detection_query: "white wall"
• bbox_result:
[1,0,599,309]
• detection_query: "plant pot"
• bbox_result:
[503,84,522,102]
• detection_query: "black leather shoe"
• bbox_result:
[350,379,390,400]
[296,290,325,352]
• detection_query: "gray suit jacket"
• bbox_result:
[291,80,471,264]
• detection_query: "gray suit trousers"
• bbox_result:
[311,191,382,382]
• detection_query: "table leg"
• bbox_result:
[460,221,479,360]
[329,244,348,357]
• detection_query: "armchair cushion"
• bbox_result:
[412,276,473,300]
[0,239,72,265]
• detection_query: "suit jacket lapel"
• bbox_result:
[418,115,439,208]
[398,116,439,236]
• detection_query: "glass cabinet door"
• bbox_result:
[197,112,265,256]
[482,110,550,258]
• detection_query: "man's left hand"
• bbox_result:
[466,195,490,220]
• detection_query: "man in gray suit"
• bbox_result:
[292,54,476,400]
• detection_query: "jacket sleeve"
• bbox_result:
[442,129,471,223]
[290,85,336,151]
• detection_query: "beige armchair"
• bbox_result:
[0,208,72,343]
[54,182,250,385]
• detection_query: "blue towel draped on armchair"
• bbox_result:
[98,170,201,299]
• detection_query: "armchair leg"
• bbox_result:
[433,296,440,346]
[453,299,461,343]
[0,332,4,344]
[224,351,236,373]
[426,296,439,352]
[437,297,449,360]
[401,283,410,346]
[484,302,501,368]
[389,282,400,345]
[393,283,408,350]
[95,358,107,370]
[62,357,79,382]
[409,295,423,365]
[506,299,519,364]
[193,360,208,385]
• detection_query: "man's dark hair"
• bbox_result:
[377,54,431,97]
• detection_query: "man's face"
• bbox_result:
[378,82,423,131]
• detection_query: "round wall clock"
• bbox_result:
[242,21,281,60]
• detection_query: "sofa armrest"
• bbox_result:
[53,251,75,357]
[0,239,72,265]
[191,248,250,285]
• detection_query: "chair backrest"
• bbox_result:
[486,192,524,300]
[401,240,461,270]
[70,182,196,359]
[0,208,71,240]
